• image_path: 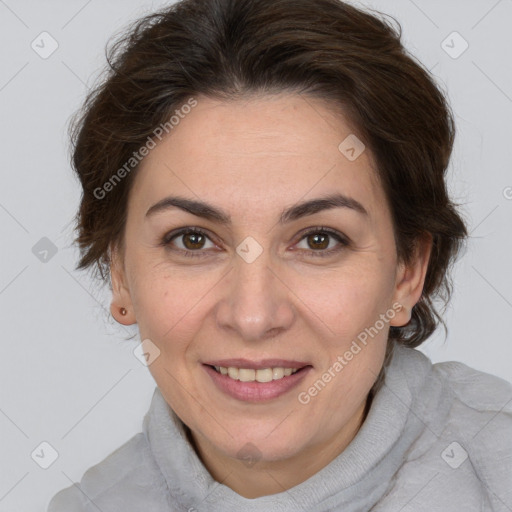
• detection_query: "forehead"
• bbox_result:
[130,93,384,219]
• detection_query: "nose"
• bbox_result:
[215,250,295,342]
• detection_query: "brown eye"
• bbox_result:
[162,228,217,257]
[294,227,349,258]
[306,233,330,250]
[182,232,206,250]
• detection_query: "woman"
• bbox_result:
[48,0,512,510]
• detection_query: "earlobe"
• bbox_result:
[390,234,432,327]
[390,302,410,327]
[110,303,135,325]
[109,243,136,325]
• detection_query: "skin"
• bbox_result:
[109,93,432,498]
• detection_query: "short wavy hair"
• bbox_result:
[69,0,468,364]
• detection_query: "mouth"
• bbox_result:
[205,364,310,382]
[202,361,313,402]
[202,357,312,381]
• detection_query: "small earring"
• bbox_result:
[120,307,127,316]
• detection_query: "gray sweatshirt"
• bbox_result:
[47,344,512,511]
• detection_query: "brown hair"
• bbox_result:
[69,0,467,357]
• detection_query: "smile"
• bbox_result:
[213,365,300,382]
[203,363,312,402]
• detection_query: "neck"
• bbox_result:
[187,395,370,499]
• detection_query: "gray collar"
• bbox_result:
[142,344,443,511]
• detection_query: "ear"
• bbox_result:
[109,243,136,325]
[389,234,433,327]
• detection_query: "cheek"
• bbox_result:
[290,262,393,397]
[131,264,222,344]
[293,262,394,342]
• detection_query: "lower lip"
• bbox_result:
[203,364,312,402]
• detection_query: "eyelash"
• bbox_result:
[160,226,350,259]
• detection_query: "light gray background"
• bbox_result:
[0,0,511,510]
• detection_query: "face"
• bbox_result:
[110,93,430,469]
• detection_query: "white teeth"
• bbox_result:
[272,367,284,380]
[213,365,300,382]
[239,368,255,382]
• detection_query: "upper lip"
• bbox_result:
[203,359,311,370]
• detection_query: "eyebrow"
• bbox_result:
[145,193,368,224]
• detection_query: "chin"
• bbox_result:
[209,423,309,463]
